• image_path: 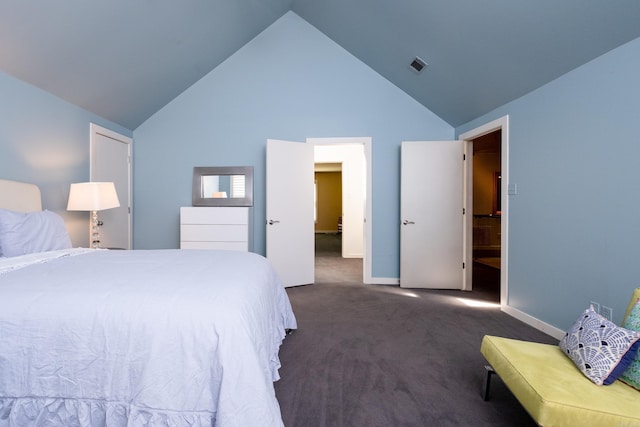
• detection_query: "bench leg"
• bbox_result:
[482,365,495,401]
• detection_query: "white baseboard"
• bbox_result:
[502,305,565,340]
[365,277,400,285]
[343,253,363,258]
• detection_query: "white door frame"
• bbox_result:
[89,123,132,249]
[307,137,373,284]
[459,115,509,306]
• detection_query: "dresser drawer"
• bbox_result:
[180,207,248,224]
[180,241,248,251]
[180,224,248,242]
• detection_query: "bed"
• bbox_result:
[0,179,297,427]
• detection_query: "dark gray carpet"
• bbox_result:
[274,234,557,426]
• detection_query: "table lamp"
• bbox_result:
[67,182,120,248]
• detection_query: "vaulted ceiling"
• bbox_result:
[2,1,639,130]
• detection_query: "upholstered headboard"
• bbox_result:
[0,179,43,212]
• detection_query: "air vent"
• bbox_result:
[409,56,427,73]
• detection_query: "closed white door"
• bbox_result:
[90,124,132,249]
[266,139,314,287]
[400,140,464,289]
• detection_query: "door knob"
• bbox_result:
[267,219,280,225]
[402,220,415,225]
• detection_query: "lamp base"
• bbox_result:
[91,210,101,249]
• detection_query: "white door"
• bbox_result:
[266,139,314,287]
[400,140,464,289]
[90,124,132,249]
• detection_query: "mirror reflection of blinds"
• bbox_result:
[231,175,245,198]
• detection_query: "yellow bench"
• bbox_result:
[481,289,640,426]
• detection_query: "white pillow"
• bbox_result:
[0,209,72,257]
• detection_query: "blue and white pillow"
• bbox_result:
[0,209,72,257]
[559,305,640,385]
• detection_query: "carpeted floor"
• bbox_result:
[274,233,557,426]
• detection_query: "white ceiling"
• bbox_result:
[2,1,639,129]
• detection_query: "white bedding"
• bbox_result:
[0,249,297,427]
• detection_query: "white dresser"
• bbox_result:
[180,207,250,251]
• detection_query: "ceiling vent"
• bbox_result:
[409,56,427,73]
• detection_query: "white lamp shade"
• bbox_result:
[67,182,120,211]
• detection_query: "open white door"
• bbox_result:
[266,139,314,287]
[400,140,464,289]
[90,124,132,250]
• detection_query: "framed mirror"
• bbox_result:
[192,166,253,207]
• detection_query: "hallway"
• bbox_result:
[314,233,362,284]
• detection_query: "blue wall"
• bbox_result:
[3,10,638,332]
[133,12,453,279]
[0,70,132,246]
[457,36,640,328]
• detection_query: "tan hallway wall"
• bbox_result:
[315,171,342,232]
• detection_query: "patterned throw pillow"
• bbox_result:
[621,299,640,389]
[559,305,640,385]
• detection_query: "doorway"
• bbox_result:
[265,138,371,287]
[314,164,363,284]
[311,139,369,284]
[460,115,509,306]
[470,130,501,301]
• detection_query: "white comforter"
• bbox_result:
[0,249,297,427]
